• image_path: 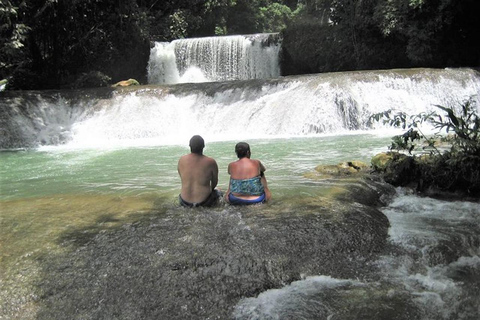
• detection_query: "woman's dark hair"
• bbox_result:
[235,142,250,158]
[189,135,205,154]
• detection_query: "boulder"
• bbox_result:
[34,176,393,320]
[304,160,369,179]
[112,78,140,87]
[371,152,417,187]
[371,152,393,171]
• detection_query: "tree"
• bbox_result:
[4,0,151,89]
[0,1,29,83]
[374,0,480,67]
[257,3,293,33]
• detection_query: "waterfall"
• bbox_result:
[147,33,281,84]
[1,68,479,149]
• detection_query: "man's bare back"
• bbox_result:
[177,135,219,207]
[178,153,218,203]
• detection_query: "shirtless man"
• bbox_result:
[177,135,220,207]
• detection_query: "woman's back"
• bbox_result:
[228,158,261,180]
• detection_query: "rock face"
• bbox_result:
[34,173,395,320]
[371,151,480,198]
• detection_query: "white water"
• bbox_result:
[2,68,478,150]
[233,189,480,320]
[69,68,480,149]
[147,34,281,84]
[379,191,480,319]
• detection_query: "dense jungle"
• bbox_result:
[1,0,479,90]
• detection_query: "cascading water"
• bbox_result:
[1,68,479,149]
[147,33,281,84]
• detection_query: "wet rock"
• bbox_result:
[371,152,417,187]
[371,152,393,171]
[112,78,140,87]
[34,180,392,320]
[305,160,369,179]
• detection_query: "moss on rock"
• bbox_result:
[305,161,369,179]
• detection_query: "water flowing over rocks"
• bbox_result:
[148,33,281,85]
[32,176,395,320]
[1,68,479,150]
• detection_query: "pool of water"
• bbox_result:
[1,133,479,319]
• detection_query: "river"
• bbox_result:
[1,67,479,319]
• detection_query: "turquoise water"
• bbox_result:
[0,134,390,201]
[0,134,391,317]
[0,134,390,264]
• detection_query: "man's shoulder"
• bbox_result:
[178,153,190,163]
[204,155,218,165]
[180,153,217,165]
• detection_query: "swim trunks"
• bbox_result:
[179,189,221,208]
[229,176,264,196]
[228,192,266,205]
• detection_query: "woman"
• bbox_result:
[225,142,272,205]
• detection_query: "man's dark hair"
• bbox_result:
[189,135,205,154]
[235,142,250,158]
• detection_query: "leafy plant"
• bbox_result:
[370,97,480,194]
[370,97,479,157]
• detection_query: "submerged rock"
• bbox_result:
[33,175,394,320]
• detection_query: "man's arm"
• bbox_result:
[177,157,183,177]
[210,159,219,190]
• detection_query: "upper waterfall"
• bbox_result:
[147,33,281,85]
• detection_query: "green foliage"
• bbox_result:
[167,10,190,39]
[371,97,480,157]
[2,0,153,89]
[370,109,439,154]
[434,101,480,156]
[0,0,30,81]
[370,97,480,194]
[284,0,480,74]
[257,3,293,33]
[2,0,299,89]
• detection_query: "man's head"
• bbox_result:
[189,135,205,154]
[235,142,250,159]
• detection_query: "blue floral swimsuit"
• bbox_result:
[228,176,266,205]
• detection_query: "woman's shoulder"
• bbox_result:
[252,159,263,167]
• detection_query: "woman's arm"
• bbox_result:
[258,160,271,201]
